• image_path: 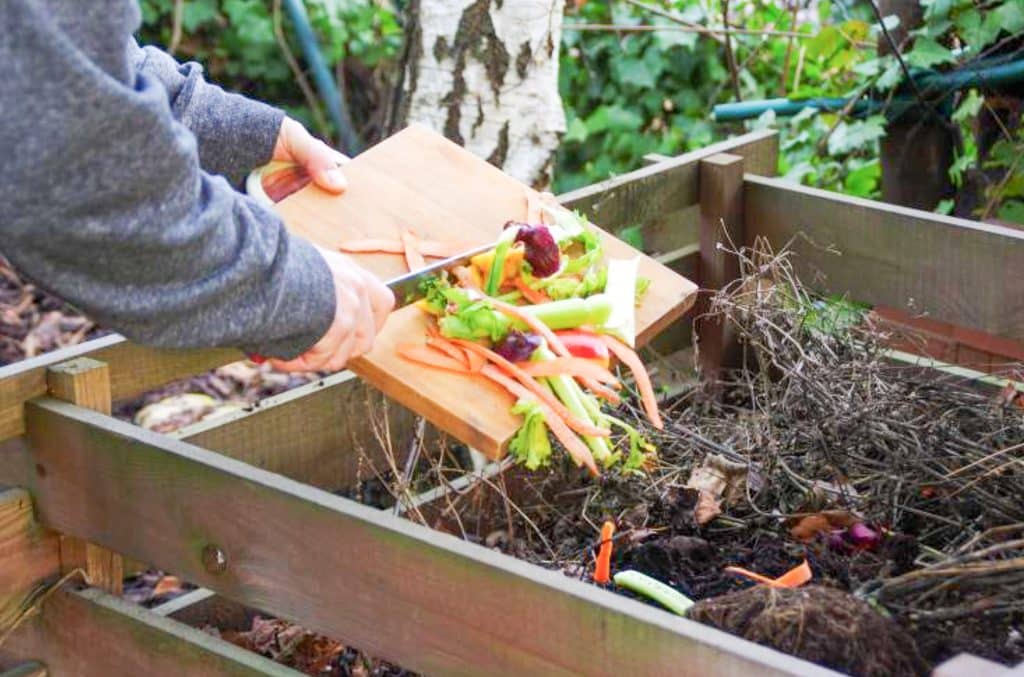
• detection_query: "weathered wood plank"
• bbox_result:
[0,336,239,442]
[697,154,746,379]
[0,587,298,677]
[0,489,59,633]
[46,359,122,595]
[177,371,419,491]
[17,399,831,677]
[745,175,1024,341]
[559,129,778,230]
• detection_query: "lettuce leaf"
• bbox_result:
[509,399,553,470]
[438,299,511,341]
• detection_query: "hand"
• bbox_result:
[272,117,349,194]
[269,248,395,373]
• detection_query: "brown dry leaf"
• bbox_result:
[684,454,750,525]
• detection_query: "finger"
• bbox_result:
[323,324,358,372]
[363,272,395,332]
[352,292,376,358]
[294,134,348,194]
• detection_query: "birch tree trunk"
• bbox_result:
[389,0,567,188]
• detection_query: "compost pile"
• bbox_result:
[0,255,106,365]
[377,241,1024,675]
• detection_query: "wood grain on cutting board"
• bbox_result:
[274,124,697,459]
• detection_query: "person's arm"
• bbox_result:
[0,1,337,359]
[130,39,285,186]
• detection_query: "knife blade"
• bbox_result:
[247,240,497,365]
[386,241,495,308]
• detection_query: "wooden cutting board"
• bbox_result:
[273,124,697,459]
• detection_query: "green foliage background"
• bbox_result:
[137,0,1023,223]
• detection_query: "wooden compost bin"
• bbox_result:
[1,129,1022,677]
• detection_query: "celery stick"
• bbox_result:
[603,257,639,347]
[486,240,511,296]
[518,294,613,330]
[613,570,694,616]
[534,347,611,462]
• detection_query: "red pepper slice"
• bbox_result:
[555,329,610,366]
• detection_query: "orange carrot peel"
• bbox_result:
[450,339,610,439]
[339,238,477,258]
[593,520,616,584]
[518,357,620,386]
[724,560,812,588]
[396,343,471,374]
[480,364,599,476]
[400,228,426,272]
[601,335,663,430]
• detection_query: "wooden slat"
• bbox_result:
[697,154,746,379]
[745,175,1024,341]
[0,587,298,677]
[0,489,59,632]
[559,129,778,229]
[0,336,239,442]
[46,359,122,595]
[178,371,419,491]
[16,399,831,677]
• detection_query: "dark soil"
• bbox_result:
[690,585,930,677]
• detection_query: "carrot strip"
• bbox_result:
[593,520,616,584]
[601,335,663,430]
[489,298,620,402]
[773,560,813,587]
[514,277,551,304]
[463,347,486,373]
[450,339,611,438]
[338,239,405,254]
[426,337,470,368]
[480,364,599,476]
[725,560,812,589]
[396,343,470,374]
[518,357,620,386]
[401,228,426,272]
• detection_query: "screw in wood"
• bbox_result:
[201,544,228,574]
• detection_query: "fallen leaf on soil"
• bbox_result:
[789,510,857,542]
[684,453,750,525]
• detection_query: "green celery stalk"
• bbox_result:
[613,570,694,616]
[518,294,613,330]
[485,239,511,296]
[533,347,612,463]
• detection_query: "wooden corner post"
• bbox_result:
[46,357,124,595]
[697,152,745,381]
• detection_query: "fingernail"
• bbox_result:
[326,169,346,190]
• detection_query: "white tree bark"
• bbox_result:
[391,0,566,188]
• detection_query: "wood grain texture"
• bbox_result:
[559,128,778,229]
[745,175,1024,341]
[179,371,419,491]
[46,359,122,595]
[0,587,298,677]
[274,124,697,458]
[19,399,830,677]
[0,336,240,443]
[0,489,59,633]
[697,154,746,379]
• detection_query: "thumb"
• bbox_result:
[295,135,349,194]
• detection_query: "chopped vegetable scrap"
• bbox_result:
[724,560,813,588]
[613,570,695,616]
[395,201,658,477]
[593,520,616,584]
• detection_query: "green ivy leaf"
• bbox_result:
[182,0,218,32]
[828,116,886,156]
[905,37,957,68]
[997,200,1024,225]
[935,199,955,215]
[618,225,645,250]
[843,160,880,197]
[997,2,1024,36]
[564,117,588,145]
[613,57,657,89]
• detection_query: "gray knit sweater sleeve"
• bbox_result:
[0,1,335,359]
[130,40,285,186]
